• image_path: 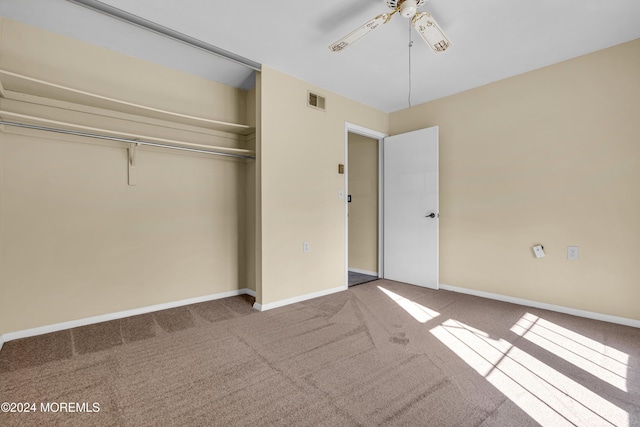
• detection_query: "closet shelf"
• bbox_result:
[0,69,255,135]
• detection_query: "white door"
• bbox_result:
[383,126,438,289]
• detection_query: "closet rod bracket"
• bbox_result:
[128,141,140,186]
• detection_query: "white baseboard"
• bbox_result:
[348,268,379,277]
[6,281,634,347]
[439,284,640,329]
[0,335,4,353]
[2,288,256,343]
[253,285,347,312]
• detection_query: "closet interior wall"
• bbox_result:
[0,18,256,334]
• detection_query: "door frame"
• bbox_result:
[344,122,387,287]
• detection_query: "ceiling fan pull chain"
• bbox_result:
[408,20,413,108]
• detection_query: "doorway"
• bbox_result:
[344,123,439,290]
[344,123,386,287]
[348,132,379,286]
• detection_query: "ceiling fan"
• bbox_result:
[329,0,452,54]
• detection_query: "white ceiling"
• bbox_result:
[2,0,640,112]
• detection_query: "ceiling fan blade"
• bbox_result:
[329,12,394,52]
[412,12,452,54]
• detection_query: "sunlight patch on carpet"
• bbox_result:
[431,318,629,427]
[377,286,440,323]
[511,313,629,392]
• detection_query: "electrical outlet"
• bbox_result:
[303,241,310,253]
[568,246,579,260]
[338,190,344,200]
[532,245,545,258]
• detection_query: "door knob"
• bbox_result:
[426,213,436,218]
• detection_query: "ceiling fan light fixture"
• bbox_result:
[399,0,418,18]
[385,0,426,10]
[412,12,452,53]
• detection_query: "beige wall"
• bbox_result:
[390,39,640,321]
[348,133,378,273]
[258,67,388,305]
[0,19,254,333]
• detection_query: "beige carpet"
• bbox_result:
[1,280,639,426]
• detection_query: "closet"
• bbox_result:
[0,18,257,334]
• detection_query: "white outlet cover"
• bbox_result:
[568,246,579,260]
[532,245,545,258]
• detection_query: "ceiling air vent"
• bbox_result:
[307,91,326,111]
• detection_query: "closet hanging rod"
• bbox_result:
[0,110,254,156]
[0,120,256,160]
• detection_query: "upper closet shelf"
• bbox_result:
[0,69,255,135]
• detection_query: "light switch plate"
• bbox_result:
[532,245,545,258]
